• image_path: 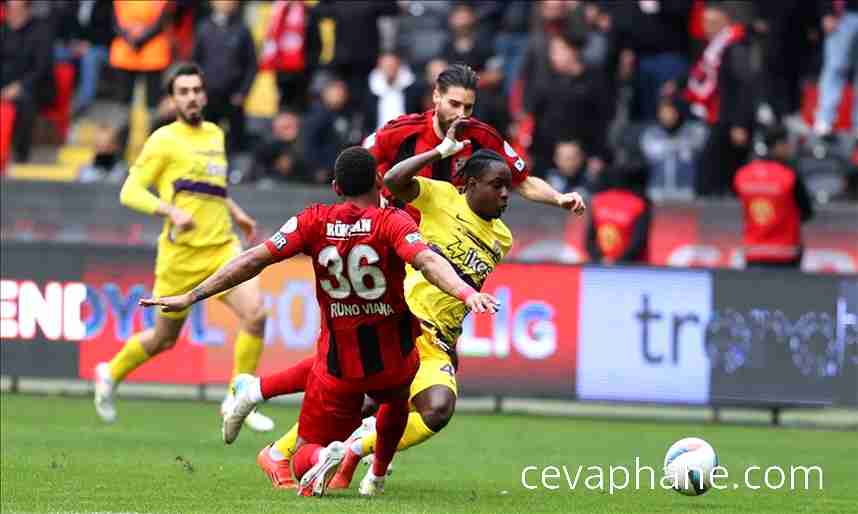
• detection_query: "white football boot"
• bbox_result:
[93,362,117,423]
[296,441,346,497]
[358,469,386,497]
[221,374,273,443]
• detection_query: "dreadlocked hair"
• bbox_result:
[455,149,506,186]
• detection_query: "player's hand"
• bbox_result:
[168,207,195,233]
[139,293,192,313]
[234,212,258,243]
[436,117,471,158]
[1,82,21,101]
[558,192,586,215]
[465,292,500,314]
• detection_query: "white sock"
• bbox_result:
[350,437,365,457]
[268,445,286,462]
[247,377,263,403]
[366,469,384,481]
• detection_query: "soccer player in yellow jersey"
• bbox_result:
[93,63,274,432]
[327,117,523,491]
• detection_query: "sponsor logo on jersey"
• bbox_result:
[326,219,373,239]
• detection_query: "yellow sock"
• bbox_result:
[274,422,300,460]
[360,412,436,456]
[232,331,263,377]
[107,335,150,382]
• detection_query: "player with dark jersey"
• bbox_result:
[140,147,499,498]
[364,64,586,217]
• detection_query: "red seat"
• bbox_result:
[0,100,15,174]
[40,62,76,142]
[801,81,854,132]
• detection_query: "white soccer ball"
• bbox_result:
[663,437,719,496]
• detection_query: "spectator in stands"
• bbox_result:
[814,0,858,138]
[586,158,652,265]
[473,56,510,137]
[69,0,115,118]
[0,0,55,163]
[544,140,591,196]
[411,57,449,113]
[77,123,126,183]
[259,0,321,113]
[250,110,317,186]
[364,50,419,131]
[678,2,755,197]
[525,33,613,177]
[604,0,692,121]
[734,126,814,269]
[302,77,363,183]
[193,0,256,155]
[315,1,398,111]
[493,0,531,96]
[753,0,822,122]
[110,0,172,112]
[640,96,707,197]
[441,2,493,71]
[396,0,450,70]
[520,0,610,103]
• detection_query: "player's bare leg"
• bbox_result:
[219,276,273,433]
[94,314,186,423]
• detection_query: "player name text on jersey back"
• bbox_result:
[330,301,395,318]
[327,219,373,239]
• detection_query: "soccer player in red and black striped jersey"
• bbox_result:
[364,64,586,216]
[140,146,499,497]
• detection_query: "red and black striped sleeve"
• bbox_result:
[465,119,529,186]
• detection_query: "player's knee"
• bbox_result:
[242,303,267,335]
[419,393,455,432]
[151,334,179,354]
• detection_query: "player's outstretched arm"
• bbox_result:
[384,117,471,203]
[139,244,277,312]
[411,249,499,314]
[515,175,586,215]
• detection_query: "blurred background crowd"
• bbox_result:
[1,0,856,203]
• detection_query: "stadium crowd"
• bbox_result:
[1,0,856,202]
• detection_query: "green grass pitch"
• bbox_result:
[2,394,856,513]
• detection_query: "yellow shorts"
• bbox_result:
[409,324,458,401]
[153,238,241,319]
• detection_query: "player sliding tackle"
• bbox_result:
[140,146,499,497]
[220,117,585,491]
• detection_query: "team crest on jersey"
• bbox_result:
[327,218,373,239]
[405,232,422,244]
[206,160,227,178]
